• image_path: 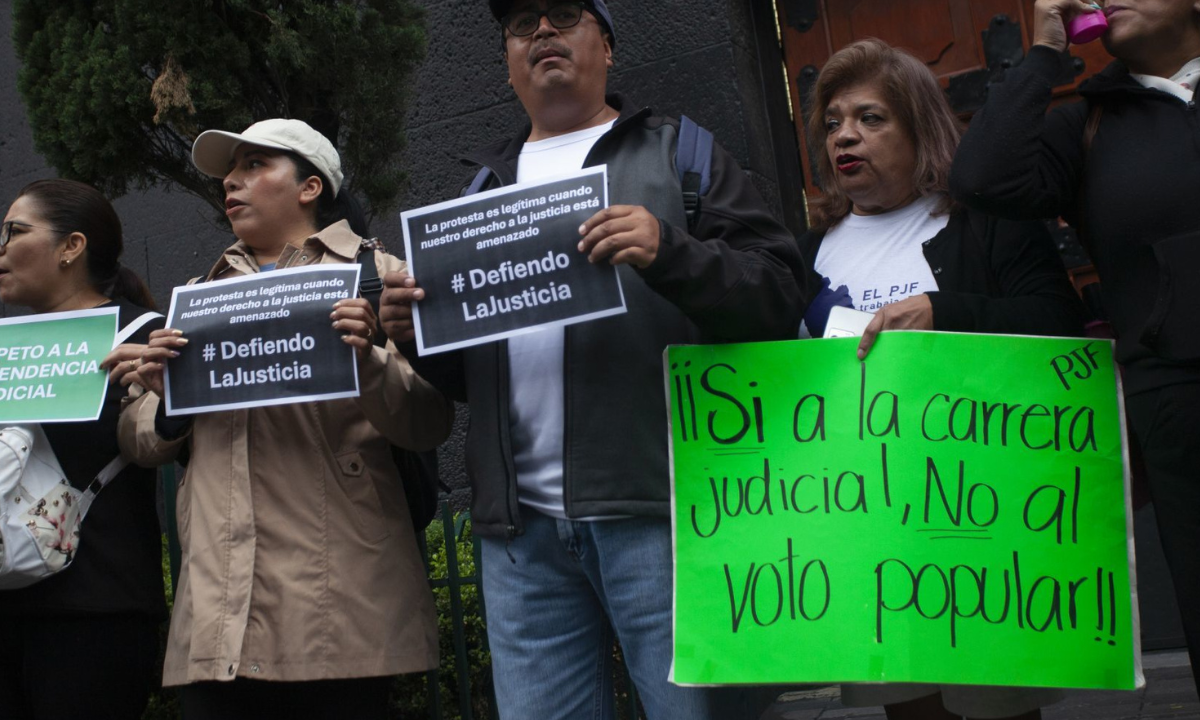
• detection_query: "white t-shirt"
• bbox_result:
[814,195,947,314]
[508,120,615,519]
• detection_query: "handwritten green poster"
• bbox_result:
[667,333,1139,690]
[0,308,118,423]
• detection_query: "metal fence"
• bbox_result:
[419,502,499,720]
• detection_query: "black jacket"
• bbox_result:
[951,45,1200,393]
[799,208,1084,337]
[409,95,808,538]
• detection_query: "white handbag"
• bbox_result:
[0,310,159,589]
[0,424,127,589]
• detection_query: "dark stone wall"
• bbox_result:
[0,0,803,505]
[399,0,805,230]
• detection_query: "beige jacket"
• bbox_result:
[120,221,453,685]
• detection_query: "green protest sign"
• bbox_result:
[667,333,1139,690]
[0,308,118,423]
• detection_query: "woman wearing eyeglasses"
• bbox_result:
[0,179,165,720]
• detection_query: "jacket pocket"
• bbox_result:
[1141,230,1200,362]
[333,450,390,544]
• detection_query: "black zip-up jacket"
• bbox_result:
[951,45,1200,394]
[408,95,808,538]
[799,208,1084,337]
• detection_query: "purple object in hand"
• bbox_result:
[1068,11,1108,44]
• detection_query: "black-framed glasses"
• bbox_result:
[503,2,587,37]
[0,221,68,250]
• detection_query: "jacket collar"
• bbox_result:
[209,219,362,278]
[1078,58,1184,101]
[461,93,652,186]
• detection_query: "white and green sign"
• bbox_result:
[0,308,119,423]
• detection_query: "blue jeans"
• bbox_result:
[481,505,767,720]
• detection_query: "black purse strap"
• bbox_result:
[355,241,388,349]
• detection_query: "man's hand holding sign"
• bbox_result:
[576,204,661,268]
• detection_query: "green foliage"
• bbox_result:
[392,513,494,720]
[12,0,427,218]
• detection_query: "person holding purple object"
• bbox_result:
[952,0,1200,696]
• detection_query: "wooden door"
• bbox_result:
[776,0,1112,195]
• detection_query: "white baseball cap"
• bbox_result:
[191,118,344,194]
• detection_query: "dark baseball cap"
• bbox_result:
[489,0,616,46]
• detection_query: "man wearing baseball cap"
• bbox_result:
[381,3,807,717]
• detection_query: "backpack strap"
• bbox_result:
[677,115,714,234]
[114,311,164,345]
[352,241,443,533]
[466,166,493,196]
[355,241,388,349]
[76,454,130,517]
[1082,102,1104,156]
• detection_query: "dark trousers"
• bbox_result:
[180,676,392,720]
[1128,381,1200,693]
[0,613,160,720]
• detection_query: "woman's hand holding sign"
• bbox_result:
[856,295,934,360]
[101,343,150,387]
[130,328,187,397]
[331,298,381,364]
[577,205,661,269]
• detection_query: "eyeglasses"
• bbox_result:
[504,2,588,37]
[0,221,68,251]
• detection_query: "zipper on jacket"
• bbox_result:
[560,325,573,518]
[496,340,521,557]
[1187,100,1198,154]
[561,120,627,517]
[464,168,522,551]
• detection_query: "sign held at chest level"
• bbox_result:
[164,264,362,416]
[401,166,626,355]
[666,333,1138,691]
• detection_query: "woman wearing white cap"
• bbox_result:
[120,119,454,719]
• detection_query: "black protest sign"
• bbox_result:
[401,166,626,355]
[164,265,362,415]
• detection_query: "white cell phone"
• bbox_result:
[823,306,875,339]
